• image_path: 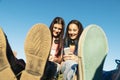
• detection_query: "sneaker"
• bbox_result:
[0,28,16,80]
[78,24,108,80]
[112,59,120,80]
[20,24,51,80]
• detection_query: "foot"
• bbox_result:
[0,28,16,80]
[20,24,51,80]
[78,24,108,80]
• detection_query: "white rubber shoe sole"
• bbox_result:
[78,24,108,80]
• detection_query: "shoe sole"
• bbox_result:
[78,24,108,80]
[20,24,51,80]
[0,28,16,80]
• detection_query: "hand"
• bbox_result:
[49,55,54,61]
[49,55,62,63]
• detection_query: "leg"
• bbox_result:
[5,33,25,79]
[78,24,108,80]
[20,24,51,80]
[61,60,78,80]
[42,61,57,80]
[0,28,17,80]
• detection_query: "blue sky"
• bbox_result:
[0,0,120,71]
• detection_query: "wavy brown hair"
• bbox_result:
[49,17,65,56]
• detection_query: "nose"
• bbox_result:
[55,28,60,32]
[70,30,74,34]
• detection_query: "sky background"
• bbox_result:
[0,0,120,71]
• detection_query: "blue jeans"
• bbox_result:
[61,60,78,80]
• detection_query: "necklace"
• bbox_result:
[54,38,59,44]
[70,40,75,45]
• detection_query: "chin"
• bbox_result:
[71,37,76,40]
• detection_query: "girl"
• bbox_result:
[61,20,83,80]
[49,17,65,64]
[43,17,65,80]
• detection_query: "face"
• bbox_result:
[68,23,79,40]
[52,23,62,37]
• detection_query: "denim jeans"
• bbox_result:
[61,60,78,80]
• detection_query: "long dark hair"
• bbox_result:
[49,17,65,56]
[64,20,83,55]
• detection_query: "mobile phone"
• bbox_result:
[64,47,72,55]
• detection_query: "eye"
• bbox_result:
[58,28,62,30]
[68,29,72,31]
[53,26,62,31]
[53,27,57,29]
[73,29,77,31]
